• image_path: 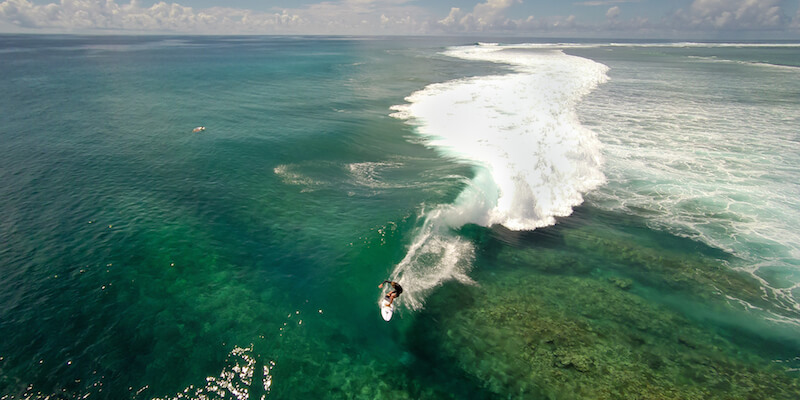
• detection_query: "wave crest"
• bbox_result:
[387,45,610,309]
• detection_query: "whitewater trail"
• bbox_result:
[387,44,610,310]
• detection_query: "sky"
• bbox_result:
[0,0,799,38]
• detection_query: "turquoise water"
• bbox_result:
[1,36,800,399]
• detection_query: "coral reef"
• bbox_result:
[413,269,800,399]
[409,215,800,399]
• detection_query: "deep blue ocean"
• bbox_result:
[2,35,800,399]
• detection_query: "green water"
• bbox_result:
[1,35,799,399]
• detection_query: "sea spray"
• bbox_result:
[388,45,610,309]
[388,205,477,310]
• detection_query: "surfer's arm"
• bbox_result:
[378,280,392,288]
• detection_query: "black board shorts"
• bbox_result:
[384,282,403,299]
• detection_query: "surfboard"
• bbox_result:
[380,298,394,321]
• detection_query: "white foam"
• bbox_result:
[347,161,403,189]
[273,164,322,192]
[388,206,477,311]
[496,42,800,50]
[393,46,608,230]
[578,50,800,316]
[687,55,800,71]
[387,45,609,309]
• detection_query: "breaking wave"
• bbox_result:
[387,44,609,309]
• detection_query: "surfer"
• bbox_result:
[378,280,403,306]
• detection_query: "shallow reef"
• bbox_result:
[407,212,800,399]
[412,271,800,399]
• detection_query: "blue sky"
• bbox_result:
[1,0,799,38]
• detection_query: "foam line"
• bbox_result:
[485,42,800,49]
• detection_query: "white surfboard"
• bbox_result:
[380,298,394,321]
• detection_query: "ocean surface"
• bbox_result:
[1,35,800,399]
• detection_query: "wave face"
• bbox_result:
[389,45,610,309]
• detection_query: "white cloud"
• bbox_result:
[437,0,519,31]
[515,14,578,31]
[438,0,605,34]
[0,0,430,34]
[677,0,787,29]
[298,0,430,34]
[0,0,308,33]
[0,0,60,28]
[1,0,797,36]
[794,7,800,29]
[575,0,638,6]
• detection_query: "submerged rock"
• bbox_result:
[608,276,633,290]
